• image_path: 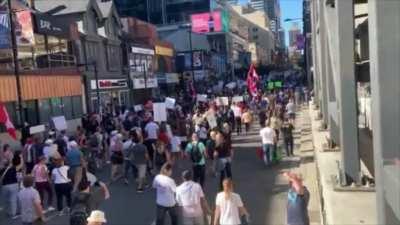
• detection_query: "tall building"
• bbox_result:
[289,22,301,47]
[249,0,265,11]
[278,29,286,49]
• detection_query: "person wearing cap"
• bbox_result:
[283,172,310,225]
[176,170,212,225]
[87,210,107,225]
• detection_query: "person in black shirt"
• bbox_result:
[281,118,295,157]
[214,132,232,191]
[1,155,21,218]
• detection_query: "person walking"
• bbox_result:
[281,119,295,157]
[130,132,149,193]
[66,141,84,192]
[176,170,212,225]
[185,133,207,187]
[18,175,46,225]
[286,99,296,122]
[214,132,233,190]
[110,134,124,183]
[232,103,242,135]
[22,138,36,174]
[52,159,72,216]
[153,163,178,225]
[213,179,249,225]
[32,156,54,211]
[259,120,276,166]
[0,157,20,218]
[241,109,253,134]
[122,132,137,185]
[284,172,310,225]
[206,130,217,176]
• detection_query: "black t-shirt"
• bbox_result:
[281,124,294,140]
[0,167,18,185]
[216,142,230,159]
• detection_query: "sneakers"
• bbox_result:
[136,188,144,193]
[11,214,20,220]
[58,207,70,216]
[124,179,129,185]
[47,206,56,212]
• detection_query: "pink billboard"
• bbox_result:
[191,11,222,33]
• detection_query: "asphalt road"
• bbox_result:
[1,122,301,225]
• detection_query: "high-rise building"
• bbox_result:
[278,29,286,49]
[289,22,301,47]
[249,0,265,11]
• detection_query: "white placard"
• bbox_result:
[232,96,244,103]
[153,103,167,122]
[220,97,229,106]
[29,124,45,135]
[52,116,67,131]
[165,97,176,109]
[134,105,143,112]
[207,115,218,129]
[197,94,208,102]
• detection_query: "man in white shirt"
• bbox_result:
[144,119,159,141]
[176,170,212,225]
[153,163,178,225]
[232,104,242,135]
[259,120,276,166]
[286,99,296,121]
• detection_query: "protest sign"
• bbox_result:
[153,103,167,122]
[134,105,143,112]
[197,94,208,102]
[165,97,176,109]
[52,116,67,131]
[232,96,244,103]
[207,115,218,129]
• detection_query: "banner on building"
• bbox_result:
[0,12,10,49]
[191,10,229,34]
[15,10,34,46]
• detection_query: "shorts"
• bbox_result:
[137,164,147,179]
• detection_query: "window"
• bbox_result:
[72,96,83,118]
[62,96,73,120]
[106,45,120,71]
[50,97,63,116]
[38,99,51,124]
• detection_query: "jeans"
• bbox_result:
[193,165,206,187]
[244,123,250,133]
[284,138,294,156]
[235,117,242,134]
[35,181,53,207]
[54,183,72,211]
[2,183,19,216]
[262,144,275,165]
[182,216,205,225]
[124,160,138,180]
[156,205,178,225]
[219,161,232,191]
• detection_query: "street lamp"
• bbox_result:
[179,23,196,90]
[77,60,100,114]
[284,18,303,22]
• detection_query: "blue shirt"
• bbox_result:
[66,148,82,167]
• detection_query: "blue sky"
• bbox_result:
[238,0,303,46]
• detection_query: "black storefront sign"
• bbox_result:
[33,13,70,37]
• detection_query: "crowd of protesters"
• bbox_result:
[0,85,310,225]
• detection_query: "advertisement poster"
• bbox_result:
[191,11,222,33]
[0,12,10,49]
[15,10,35,46]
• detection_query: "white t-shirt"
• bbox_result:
[196,126,208,139]
[286,102,296,114]
[170,136,181,153]
[232,106,242,118]
[259,127,275,145]
[176,181,204,218]
[145,122,159,140]
[153,174,177,207]
[216,192,244,225]
[51,166,70,184]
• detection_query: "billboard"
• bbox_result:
[191,10,229,34]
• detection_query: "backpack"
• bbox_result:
[190,143,202,163]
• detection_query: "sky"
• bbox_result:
[238,0,303,46]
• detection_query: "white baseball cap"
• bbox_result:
[87,210,107,223]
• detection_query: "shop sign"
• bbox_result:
[132,78,158,89]
[165,73,179,84]
[131,46,154,55]
[155,45,173,57]
[90,79,128,90]
[33,13,70,37]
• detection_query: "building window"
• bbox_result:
[50,97,63,116]
[72,96,83,118]
[106,45,120,71]
[62,96,73,120]
[38,99,51,124]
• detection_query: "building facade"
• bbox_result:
[310,0,400,224]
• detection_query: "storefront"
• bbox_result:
[129,46,157,103]
[89,78,130,111]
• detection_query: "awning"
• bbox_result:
[0,75,17,102]
[21,75,82,100]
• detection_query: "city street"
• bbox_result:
[1,121,301,225]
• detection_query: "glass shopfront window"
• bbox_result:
[38,99,51,124]
[62,96,73,120]
[51,97,63,116]
[71,96,83,118]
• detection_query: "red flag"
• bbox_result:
[189,81,196,98]
[0,102,17,140]
[246,64,259,97]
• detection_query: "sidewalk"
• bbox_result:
[307,103,377,225]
